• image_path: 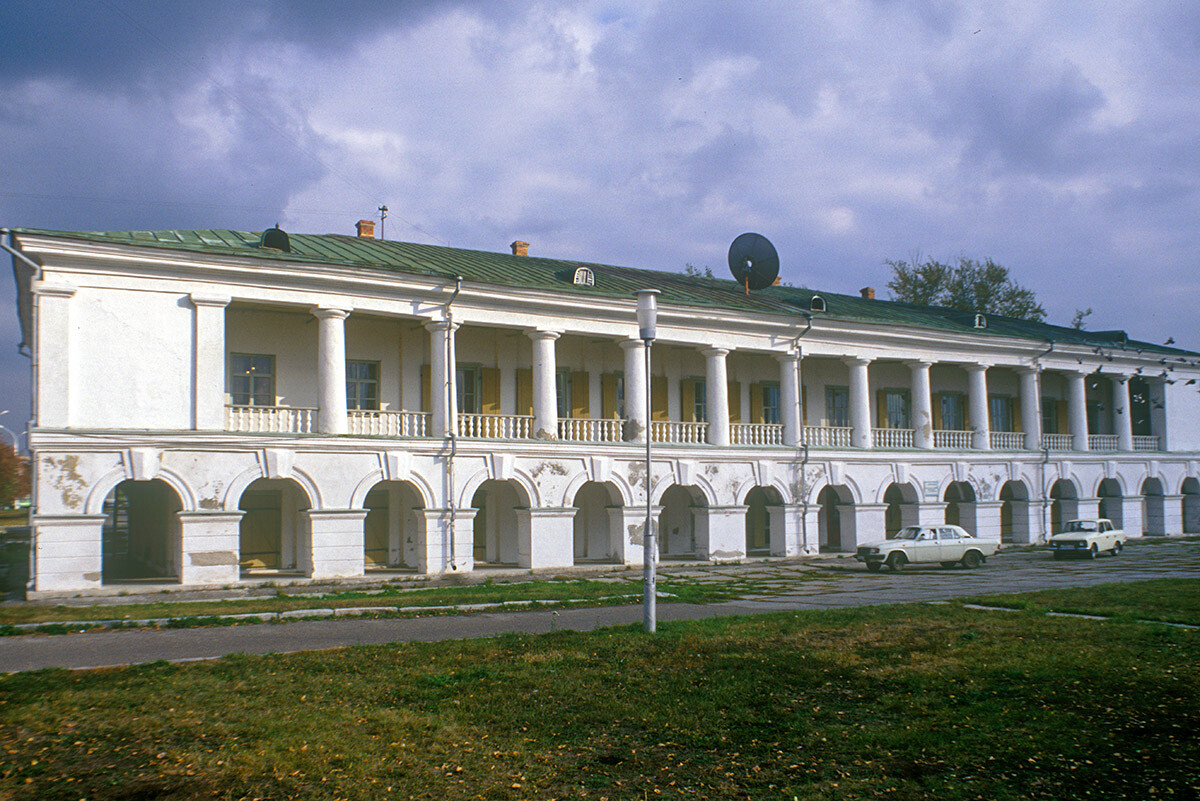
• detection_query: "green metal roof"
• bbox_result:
[13,226,1199,359]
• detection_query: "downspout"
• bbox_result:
[445,276,464,569]
[792,314,813,552]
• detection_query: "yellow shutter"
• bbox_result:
[651,376,668,421]
[571,371,589,418]
[876,390,886,428]
[750,382,763,424]
[932,393,943,430]
[1012,395,1022,433]
[681,379,695,422]
[516,368,533,416]
[801,385,808,426]
[481,367,500,414]
[728,380,741,424]
[1056,397,1067,435]
[421,364,431,413]
[601,373,618,419]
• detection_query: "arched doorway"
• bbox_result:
[238,478,311,574]
[744,486,783,556]
[944,481,977,534]
[362,481,425,569]
[659,485,707,558]
[472,480,529,566]
[882,483,918,538]
[818,485,854,552]
[999,481,1031,543]
[1142,477,1166,536]
[573,482,623,563]
[1097,478,1124,529]
[1183,477,1200,534]
[101,479,182,583]
[1049,479,1078,534]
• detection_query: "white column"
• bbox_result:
[1068,370,1089,451]
[32,281,77,428]
[529,330,561,439]
[845,356,872,448]
[190,293,231,430]
[1018,366,1042,450]
[426,321,453,437]
[620,339,648,443]
[1113,374,1134,451]
[908,360,933,449]
[314,307,350,435]
[967,364,991,450]
[778,351,801,447]
[702,347,730,446]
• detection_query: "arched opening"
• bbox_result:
[944,481,977,534]
[744,486,784,556]
[1049,479,1079,534]
[1183,477,1200,534]
[1142,477,1166,536]
[999,481,1031,543]
[101,479,182,583]
[362,481,425,570]
[659,485,707,559]
[1097,478,1124,529]
[238,478,311,574]
[882,483,918,539]
[573,481,623,563]
[818,485,855,552]
[472,480,528,566]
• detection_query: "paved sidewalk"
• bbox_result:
[2,540,1197,673]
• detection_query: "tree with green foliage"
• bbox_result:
[0,448,30,508]
[886,255,1046,322]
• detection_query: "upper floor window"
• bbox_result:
[693,377,707,422]
[457,364,480,415]
[556,369,572,419]
[989,395,1014,432]
[939,393,965,431]
[761,382,781,425]
[347,360,380,411]
[615,373,626,418]
[883,389,911,429]
[230,354,274,406]
[826,385,849,427]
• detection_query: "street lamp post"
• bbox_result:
[0,410,17,454]
[635,290,660,633]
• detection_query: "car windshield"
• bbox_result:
[1063,521,1098,532]
[893,527,922,540]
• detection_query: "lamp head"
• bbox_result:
[635,289,660,342]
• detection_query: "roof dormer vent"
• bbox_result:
[810,295,827,313]
[258,224,291,253]
[573,266,594,286]
[974,313,987,329]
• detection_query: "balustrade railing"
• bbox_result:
[1088,434,1120,452]
[732,423,784,446]
[803,425,852,447]
[651,420,708,444]
[347,409,429,437]
[226,404,316,434]
[872,428,914,448]
[558,417,625,443]
[1132,435,1161,452]
[933,430,972,449]
[1042,433,1073,451]
[458,413,535,439]
[989,431,1026,450]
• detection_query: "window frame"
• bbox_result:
[346,359,381,411]
[761,381,781,425]
[939,392,966,431]
[456,363,481,415]
[825,385,849,427]
[989,394,1015,433]
[883,388,911,429]
[229,353,275,407]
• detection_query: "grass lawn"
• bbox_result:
[961,577,1200,626]
[1,581,1197,800]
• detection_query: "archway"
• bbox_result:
[659,485,707,558]
[362,480,425,569]
[882,483,918,539]
[573,481,623,563]
[1049,479,1079,534]
[999,481,1031,543]
[818,484,855,552]
[1142,477,1166,536]
[944,481,977,535]
[744,486,784,556]
[101,479,182,583]
[472,479,528,565]
[1183,477,1200,534]
[238,478,311,573]
[1097,478,1124,529]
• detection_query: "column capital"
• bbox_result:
[776,349,800,364]
[701,346,730,359]
[619,338,645,352]
[1015,364,1042,375]
[964,362,993,373]
[526,329,562,342]
[312,306,351,321]
[905,359,933,370]
[424,319,461,333]
[189,292,231,308]
[842,355,873,368]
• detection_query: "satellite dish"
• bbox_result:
[727,232,779,293]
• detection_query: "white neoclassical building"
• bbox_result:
[6,222,1200,596]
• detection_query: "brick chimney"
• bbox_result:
[511,240,529,257]
[860,286,875,300]
[356,219,376,239]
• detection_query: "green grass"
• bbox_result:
[0,508,28,527]
[961,577,1200,626]
[1,580,1197,800]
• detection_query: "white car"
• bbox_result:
[854,525,998,572]
[1049,519,1125,559]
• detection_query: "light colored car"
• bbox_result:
[1049,519,1125,559]
[854,525,998,572]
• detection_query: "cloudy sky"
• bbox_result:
[2,1,1198,446]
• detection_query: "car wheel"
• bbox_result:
[1112,541,1123,555]
[940,561,957,568]
[866,562,882,573]
[885,552,906,572]
[961,550,982,569]
[1089,544,1099,560]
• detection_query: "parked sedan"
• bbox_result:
[855,525,998,572]
[1049,519,1125,559]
